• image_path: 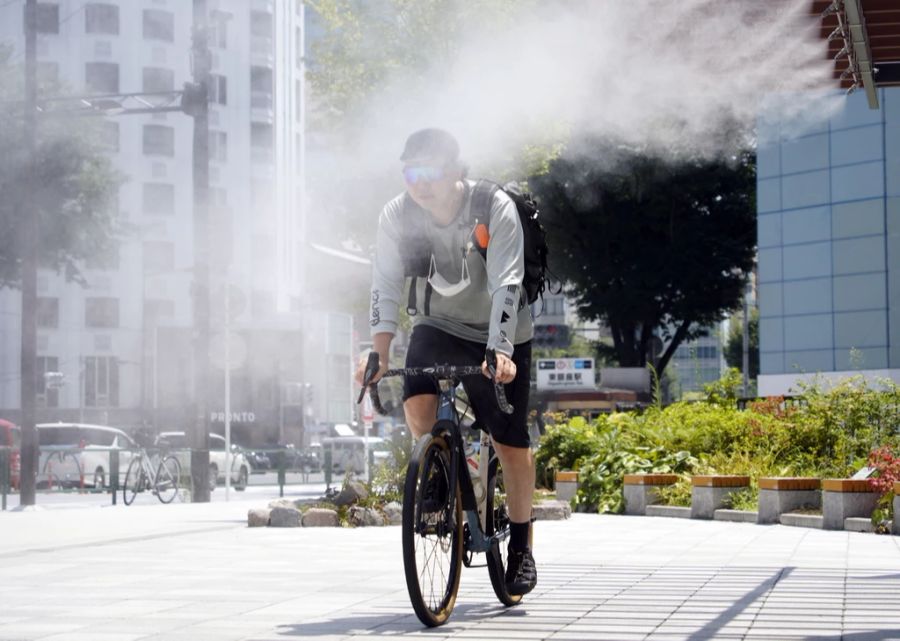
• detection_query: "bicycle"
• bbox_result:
[122,446,182,505]
[359,349,524,627]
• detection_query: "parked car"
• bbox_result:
[321,436,387,475]
[156,432,250,491]
[0,419,20,489]
[244,449,272,472]
[36,423,136,489]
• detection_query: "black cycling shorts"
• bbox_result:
[403,324,532,448]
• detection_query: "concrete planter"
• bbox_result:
[892,482,900,536]
[555,470,579,503]
[623,474,679,515]
[691,475,750,520]
[757,477,821,525]
[822,479,879,530]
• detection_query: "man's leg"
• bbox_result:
[404,394,438,439]
[491,441,534,524]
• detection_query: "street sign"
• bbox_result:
[361,392,374,423]
[536,357,595,391]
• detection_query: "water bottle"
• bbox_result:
[465,439,485,504]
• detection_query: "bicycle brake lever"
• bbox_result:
[357,351,381,403]
[485,349,514,415]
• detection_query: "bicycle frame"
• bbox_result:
[433,379,502,555]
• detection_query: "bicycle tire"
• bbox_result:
[485,459,523,606]
[402,432,463,627]
[123,456,144,506]
[154,455,181,504]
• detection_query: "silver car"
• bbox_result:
[156,432,250,491]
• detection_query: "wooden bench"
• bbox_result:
[822,479,879,530]
[757,477,821,525]
[623,473,679,515]
[691,475,750,519]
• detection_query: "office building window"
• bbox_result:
[84,355,119,407]
[250,66,272,93]
[142,67,174,93]
[85,3,118,35]
[85,297,119,328]
[209,74,227,105]
[143,9,174,42]
[36,356,60,408]
[143,124,174,156]
[97,120,119,151]
[85,62,118,93]
[209,131,227,162]
[85,241,120,270]
[36,297,59,328]
[210,10,228,48]
[142,183,175,215]
[251,122,273,149]
[250,11,273,38]
[143,241,175,273]
[27,3,59,34]
[144,299,175,321]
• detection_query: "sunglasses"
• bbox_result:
[402,165,445,184]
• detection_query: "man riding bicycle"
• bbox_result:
[354,128,537,596]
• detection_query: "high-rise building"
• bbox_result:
[756,88,900,395]
[0,1,354,442]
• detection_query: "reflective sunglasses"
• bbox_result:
[402,165,445,184]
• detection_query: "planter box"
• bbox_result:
[691,475,750,520]
[822,479,879,530]
[623,473,679,515]
[757,477,821,525]
[893,482,900,536]
[555,470,578,503]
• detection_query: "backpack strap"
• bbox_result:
[469,180,499,260]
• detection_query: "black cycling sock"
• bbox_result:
[509,520,530,552]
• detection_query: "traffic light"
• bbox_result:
[533,324,569,348]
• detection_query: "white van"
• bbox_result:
[322,435,389,475]
[37,423,136,489]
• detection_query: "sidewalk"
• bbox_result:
[3,502,900,640]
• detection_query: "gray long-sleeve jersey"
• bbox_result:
[369,180,534,356]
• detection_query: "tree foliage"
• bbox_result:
[528,140,756,375]
[0,46,121,289]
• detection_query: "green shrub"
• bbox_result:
[534,416,606,488]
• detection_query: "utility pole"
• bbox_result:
[19,0,38,507]
[742,281,751,398]
[190,0,212,502]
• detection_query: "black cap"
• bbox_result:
[400,128,460,163]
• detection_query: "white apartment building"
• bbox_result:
[0,1,354,444]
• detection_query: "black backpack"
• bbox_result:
[399,179,555,315]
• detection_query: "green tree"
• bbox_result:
[725,307,759,379]
[528,140,756,376]
[0,46,120,289]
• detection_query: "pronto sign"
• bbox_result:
[536,358,595,391]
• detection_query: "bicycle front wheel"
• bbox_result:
[123,456,144,506]
[485,460,523,606]
[402,432,463,627]
[154,455,182,504]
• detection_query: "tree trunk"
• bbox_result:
[655,320,692,375]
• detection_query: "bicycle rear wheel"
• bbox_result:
[402,432,463,627]
[154,455,182,504]
[123,456,144,506]
[485,460,523,606]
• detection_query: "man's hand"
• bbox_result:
[355,351,388,387]
[482,352,517,384]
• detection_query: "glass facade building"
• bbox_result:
[757,88,900,395]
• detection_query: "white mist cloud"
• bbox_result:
[344,0,838,174]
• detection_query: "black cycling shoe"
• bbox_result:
[505,547,537,596]
[420,467,448,514]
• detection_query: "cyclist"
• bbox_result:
[355,128,537,596]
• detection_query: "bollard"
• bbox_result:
[368,448,375,484]
[277,449,286,498]
[324,448,333,490]
[110,450,119,506]
[0,448,8,511]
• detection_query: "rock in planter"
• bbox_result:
[382,501,403,525]
[532,500,571,521]
[349,506,385,527]
[268,498,298,510]
[269,506,301,527]
[247,508,272,527]
[333,481,369,507]
[302,507,340,527]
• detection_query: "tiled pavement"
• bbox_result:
[3,502,900,640]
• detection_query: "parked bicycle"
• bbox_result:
[122,446,182,505]
[359,350,523,627]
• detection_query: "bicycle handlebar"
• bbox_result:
[358,350,514,416]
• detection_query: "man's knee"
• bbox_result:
[404,394,438,437]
